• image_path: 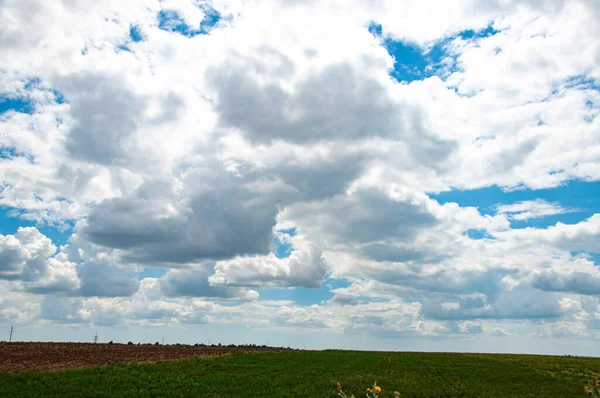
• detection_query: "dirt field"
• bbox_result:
[0,342,268,373]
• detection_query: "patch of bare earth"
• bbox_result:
[0,342,265,373]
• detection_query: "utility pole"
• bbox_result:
[9,325,13,342]
[93,332,98,344]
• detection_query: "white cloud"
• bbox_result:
[495,199,573,221]
[0,227,78,291]
[210,236,326,288]
[490,327,512,337]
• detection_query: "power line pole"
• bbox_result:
[93,332,98,344]
[9,325,13,342]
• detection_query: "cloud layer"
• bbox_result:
[0,0,599,352]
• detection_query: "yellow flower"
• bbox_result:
[337,382,342,392]
[374,386,382,393]
[394,392,400,397]
[585,386,593,395]
[366,388,372,393]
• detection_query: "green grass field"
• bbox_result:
[1,350,599,397]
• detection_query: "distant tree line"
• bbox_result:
[112,341,299,350]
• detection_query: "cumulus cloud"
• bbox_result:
[210,237,326,288]
[82,166,279,264]
[160,265,259,300]
[0,227,78,292]
[0,228,144,298]
[284,187,440,257]
[208,54,453,159]
[76,254,140,297]
[40,296,86,324]
[531,271,600,295]
[0,227,55,281]
[0,0,600,349]
[56,74,148,166]
[496,214,600,253]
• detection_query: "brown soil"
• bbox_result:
[0,342,268,373]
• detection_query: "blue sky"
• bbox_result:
[0,97,34,114]
[369,22,498,83]
[1,0,600,355]
[431,180,600,229]
[157,4,221,37]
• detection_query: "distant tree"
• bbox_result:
[127,341,133,345]
[155,342,160,345]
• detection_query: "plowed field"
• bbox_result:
[0,342,262,373]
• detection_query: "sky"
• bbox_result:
[0,0,599,355]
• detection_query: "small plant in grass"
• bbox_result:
[338,381,398,398]
[337,382,354,398]
[584,380,600,396]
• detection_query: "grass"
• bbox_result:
[1,350,599,397]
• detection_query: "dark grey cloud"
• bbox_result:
[82,168,279,264]
[288,188,439,249]
[207,51,455,167]
[331,293,359,306]
[360,243,446,263]
[0,244,27,279]
[493,284,564,319]
[150,92,184,124]
[380,267,515,298]
[490,137,539,172]
[421,295,494,320]
[40,296,86,323]
[358,266,572,322]
[532,271,600,295]
[273,152,368,202]
[420,283,565,320]
[40,295,122,325]
[160,266,257,300]
[84,196,181,250]
[366,267,516,322]
[54,73,147,166]
[76,256,140,297]
[208,62,396,142]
